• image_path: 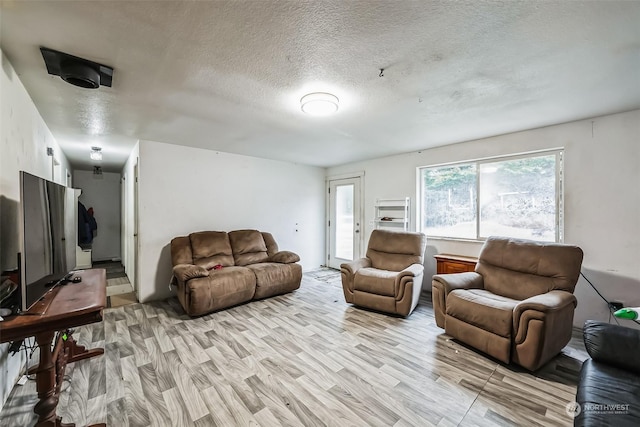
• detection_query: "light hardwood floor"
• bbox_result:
[0,269,587,426]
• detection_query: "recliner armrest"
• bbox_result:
[340,257,371,276]
[513,290,577,344]
[172,264,209,283]
[583,320,640,375]
[268,250,300,264]
[514,290,577,314]
[432,272,483,295]
[395,263,425,303]
[399,263,423,278]
[340,258,370,300]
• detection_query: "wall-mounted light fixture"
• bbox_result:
[90,146,102,161]
[300,92,339,116]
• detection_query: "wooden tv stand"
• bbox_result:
[0,268,107,427]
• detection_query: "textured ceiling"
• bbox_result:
[1,1,639,172]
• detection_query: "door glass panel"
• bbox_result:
[335,184,354,260]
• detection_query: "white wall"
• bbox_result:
[121,142,139,289]
[0,50,71,409]
[135,140,326,303]
[327,109,640,329]
[73,170,121,262]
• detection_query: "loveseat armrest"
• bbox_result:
[583,320,640,375]
[432,272,484,295]
[340,257,371,276]
[172,264,210,283]
[267,250,300,264]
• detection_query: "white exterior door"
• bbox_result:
[133,161,139,292]
[327,177,362,269]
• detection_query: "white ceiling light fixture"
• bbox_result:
[300,92,339,116]
[90,146,102,161]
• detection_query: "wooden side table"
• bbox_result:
[434,254,478,274]
[0,268,107,427]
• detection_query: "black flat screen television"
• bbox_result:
[19,171,77,312]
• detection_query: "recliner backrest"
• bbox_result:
[189,231,235,268]
[171,235,193,266]
[170,230,279,269]
[476,236,583,300]
[261,232,279,257]
[229,229,270,266]
[366,229,426,271]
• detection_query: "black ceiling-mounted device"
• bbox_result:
[40,47,113,89]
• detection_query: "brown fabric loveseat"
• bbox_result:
[171,229,302,316]
[432,236,583,371]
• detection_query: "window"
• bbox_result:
[419,150,563,242]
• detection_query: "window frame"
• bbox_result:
[417,148,564,242]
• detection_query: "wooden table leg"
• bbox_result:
[63,329,104,364]
[32,330,106,427]
[33,330,61,427]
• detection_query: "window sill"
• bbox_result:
[424,236,485,244]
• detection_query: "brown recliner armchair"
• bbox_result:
[432,236,583,371]
[341,229,427,317]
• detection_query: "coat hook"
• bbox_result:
[379,68,384,77]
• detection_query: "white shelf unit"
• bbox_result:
[374,197,410,231]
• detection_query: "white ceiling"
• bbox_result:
[1,1,639,172]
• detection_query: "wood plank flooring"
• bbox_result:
[0,269,587,426]
[105,264,137,307]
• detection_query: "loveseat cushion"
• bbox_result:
[446,289,519,338]
[247,262,302,299]
[190,231,235,268]
[229,230,270,266]
[583,320,640,375]
[354,268,397,297]
[261,232,279,256]
[171,236,193,266]
[575,359,640,427]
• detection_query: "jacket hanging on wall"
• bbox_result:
[87,207,98,237]
[78,202,92,248]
